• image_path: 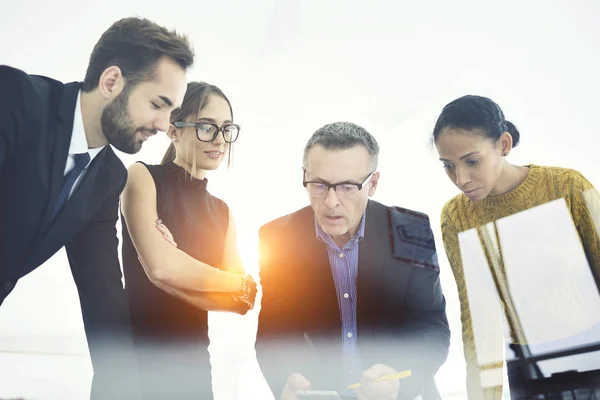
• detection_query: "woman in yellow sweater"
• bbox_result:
[432,94,600,399]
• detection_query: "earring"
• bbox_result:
[172,138,178,143]
[503,152,508,156]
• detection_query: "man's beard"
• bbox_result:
[100,88,156,154]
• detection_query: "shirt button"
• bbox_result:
[347,332,353,338]
[343,293,349,299]
[338,252,344,258]
[4,281,14,292]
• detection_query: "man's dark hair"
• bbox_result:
[82,17,194,92]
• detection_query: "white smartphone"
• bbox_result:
[295,390,343,400]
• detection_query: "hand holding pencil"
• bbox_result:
[351,364,409,400]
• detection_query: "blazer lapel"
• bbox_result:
[293,208,342,364]
[39,82,81,232]
[357,201,388,329]
[297,208,340,330]
[51,147,110,228]
[25,147,112,277]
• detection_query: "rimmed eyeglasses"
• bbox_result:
[173,122,240,143]
[302,170,375,200]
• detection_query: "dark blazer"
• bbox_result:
[256,200,451,400]
[0,65,139,399]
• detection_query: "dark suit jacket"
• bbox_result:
[256,200,451,400]
[0,65,139,399]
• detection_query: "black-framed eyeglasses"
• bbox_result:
[173,122,241,143]
[302,170,375,200]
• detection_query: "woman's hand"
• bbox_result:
[156,218,177,247]
[233,274,258,309]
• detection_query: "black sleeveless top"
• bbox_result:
[122,161,229,342]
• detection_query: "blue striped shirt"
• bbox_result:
[315,213,366,392]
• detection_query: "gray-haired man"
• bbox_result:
[255,122,451,400]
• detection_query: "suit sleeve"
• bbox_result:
[256,225,297,337]
[395,262,451,399]
[0,115,13,174]
[368,211,451,400]
[0,66,14,172]
[0,66,32,175]
[0,109,16,241]
[256,224,310,399]
[256,225,289,398]
[65,178,140,400]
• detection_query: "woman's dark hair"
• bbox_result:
[431,95,520,148]
[161,81,234,166]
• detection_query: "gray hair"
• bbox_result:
[302,121,379,170]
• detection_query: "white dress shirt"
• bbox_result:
[63,89,105,199]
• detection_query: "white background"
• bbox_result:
[1,0,599,398]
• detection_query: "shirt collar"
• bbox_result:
[69,89,105,163]
[68,89,88,155]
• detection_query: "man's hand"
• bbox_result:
[355,364,400,400]
[156,219,177,247]
[280,372,311,400]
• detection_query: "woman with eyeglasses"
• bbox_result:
[120,81,257,399]
[433,95,600,399]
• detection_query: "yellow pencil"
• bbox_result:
[347,370,412,389]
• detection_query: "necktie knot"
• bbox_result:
[74,152,91,170]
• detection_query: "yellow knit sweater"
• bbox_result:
[440,164,600,399]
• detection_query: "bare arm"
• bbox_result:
[120,162,243,294]
[153,209,256,314]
